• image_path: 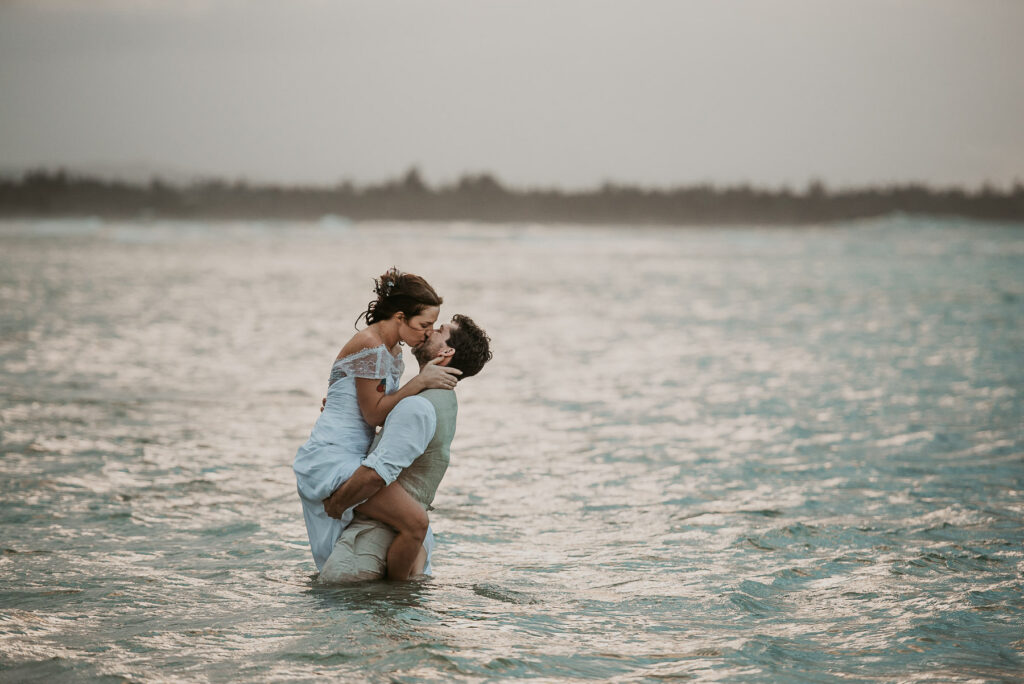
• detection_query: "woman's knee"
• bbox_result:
[397,507,429,540]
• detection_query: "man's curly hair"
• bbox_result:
[447,314,492,379]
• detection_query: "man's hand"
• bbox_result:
[322,466,387,519]
[323,488,347,519]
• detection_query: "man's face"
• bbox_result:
[413,320,457,366]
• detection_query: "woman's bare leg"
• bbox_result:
[355,482,428,580]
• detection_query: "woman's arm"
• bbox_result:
[355,358,459,427]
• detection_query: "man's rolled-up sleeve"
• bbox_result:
[362,395,436,486]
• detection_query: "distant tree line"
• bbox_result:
[1,167,1022,224]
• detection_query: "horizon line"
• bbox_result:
[3,165,1022,195]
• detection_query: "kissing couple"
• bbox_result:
[293,268,492,581]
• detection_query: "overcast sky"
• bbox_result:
[1,0,1021,189]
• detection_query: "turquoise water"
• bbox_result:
[1,217,1022,682]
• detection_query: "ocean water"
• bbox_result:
[0,216,1022,682]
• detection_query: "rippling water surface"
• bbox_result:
[1,217,1022,682]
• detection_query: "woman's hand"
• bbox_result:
[415,357,462,390]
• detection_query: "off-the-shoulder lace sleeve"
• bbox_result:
[336,345,393,380]
[390,353,405,387]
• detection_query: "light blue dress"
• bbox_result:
[293,344,404,570]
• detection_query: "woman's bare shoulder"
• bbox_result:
[336,329,385,361]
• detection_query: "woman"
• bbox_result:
[293,268,461,576]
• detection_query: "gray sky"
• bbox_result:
[1,0,1022,189]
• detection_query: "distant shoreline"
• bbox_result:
[2,168,1021,225]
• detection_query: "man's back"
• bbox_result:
[392,389,456,508]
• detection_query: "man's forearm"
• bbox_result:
[323,466,385,519]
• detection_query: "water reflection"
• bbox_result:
[0,218,1021,681]
[308,579,432,615]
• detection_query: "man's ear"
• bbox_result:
[436,346,455,365]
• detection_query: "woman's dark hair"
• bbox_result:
[357,267,443,327]
[447,314,493,379]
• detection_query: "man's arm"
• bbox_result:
[323,466,384,519]
[322,395,437,519]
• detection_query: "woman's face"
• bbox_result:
[398,306,439,347]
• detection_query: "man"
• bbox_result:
[318,314,492,582]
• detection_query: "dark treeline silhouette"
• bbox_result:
[1,168,1022,224]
